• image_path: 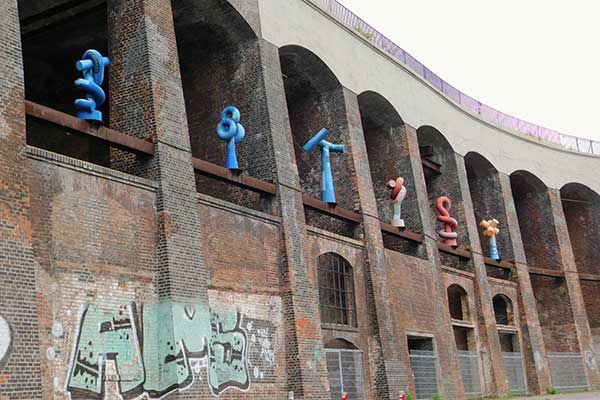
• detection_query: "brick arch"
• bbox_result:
[447,283,470,321]
[464,152,514,263]
[492,293,514,326]
[280,45,357,211]
[357,91,423,232]
[317,252,357,327]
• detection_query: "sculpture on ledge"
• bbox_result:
[216,106,246,171]
[480,219,501,260]
[436,196,458,247]
[74,49,110,122]
[386,177,407,228]
[303,128,345,204]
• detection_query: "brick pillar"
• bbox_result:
[0,2,43,399]
[257,38,330,399]
[107,0,209,395]
[455,154,509,397]
[498,173,552,393]
[548,188,600,387]
[341,88,413,399]
[402,125,467,399]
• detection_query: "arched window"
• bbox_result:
[318,253,357,327]
[447,284,470,321]
[493,294,514,326]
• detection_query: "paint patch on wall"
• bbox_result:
[0,315,11,368]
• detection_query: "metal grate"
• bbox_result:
[458,351,483,398]
[409,350,439,400]
[325,349,365,400]
[548,352,590,391]
[503,352,528,394]
[319,253,357,327]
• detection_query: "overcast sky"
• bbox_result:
[339,0,600,141]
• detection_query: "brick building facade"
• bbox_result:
[1,0,599,399]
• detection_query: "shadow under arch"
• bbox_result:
[417,126,471,253]
[560,182,600,276]
[357,91,423,234]
[464,152,514,265]
[509,170,560,270]
[280,44,357,213]
[447,283,470,321]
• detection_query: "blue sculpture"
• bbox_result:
[216,106,246,170]
[303,128,345,204]
[74,49,110,122]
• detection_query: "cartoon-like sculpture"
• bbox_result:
[436,196,458,247]
[216,106,246,170]
[481,219,501,260]
[303,128,345,204]
[386,177,407,228]
[74,49,110,122]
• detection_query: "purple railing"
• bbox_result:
[309,0,600,155]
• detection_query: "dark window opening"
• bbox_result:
[318,253,357,327]
[493,294,514,326]
[447,284,470,321]
[499,332,518,353]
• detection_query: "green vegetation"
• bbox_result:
[354,26,373,41]
[545,387,557,395]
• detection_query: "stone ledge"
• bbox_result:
[26,146,158,191]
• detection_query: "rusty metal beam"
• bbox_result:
[437,242,471,259]
[192,158,277,196]
[301,196,362,224]
[484,258,515,270]
[578,273,600,282]
[421,157,442,175]
[380,222,424,243]
[528,267,565,278]
[25,101,154,156]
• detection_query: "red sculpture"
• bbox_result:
[436,196,458,247]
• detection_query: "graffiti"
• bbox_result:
[584,350,598,371]
[66,301,252,399]
[533,350,546,372]
[246,319,276,382]
[0,314,11,368]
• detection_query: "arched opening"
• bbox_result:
[19,0,111,164]
[561,183,600,356]
[279,45,357,212]
[317,252,357,327]
[325,339,365,400]
[510,172,579,352]
[173,0,276,209]
[357,92,418,224]
[493,294,514,326]
[464,152,514,277]
[509,170,560,270]
[417,126,470,269]
[447,284,470,321]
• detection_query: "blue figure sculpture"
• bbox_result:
[216,106,246,170]
[303,128,345,204]
[74,49,110,122]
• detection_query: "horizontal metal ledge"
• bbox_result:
[25,100,154,156]
[528,267,565,278]
[302,195,362,223]
[437,242,471,259]
[192,157,277,196]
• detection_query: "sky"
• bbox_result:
[338,0,600,141]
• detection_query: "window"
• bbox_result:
[493,294,514,326]
[318,253,357,327]
[447,284,470,321]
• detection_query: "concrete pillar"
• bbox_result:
[498,173,553,393]
[0,2,43,398]
[455,154,510,397]
[256,38,331,399]
[548,188,600,387]
[402,125,467,400]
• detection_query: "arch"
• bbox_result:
[325,338,359,350]
[317,252,357,327]
[561,182,600,276]
[464,152,514,264]
[509,170,560,270]
[493,294,514,326]
[447,284,470,321]
[173,0,276,209]
[417,125,455,157]
[280,45,357,212]
[357,91,404,128]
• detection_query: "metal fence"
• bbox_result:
[307,0,600,155]
[502,352,528,394]
[548,352,590,392]
[409,350,439,400]
[458,351,483,398]
[325,349,366,400]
